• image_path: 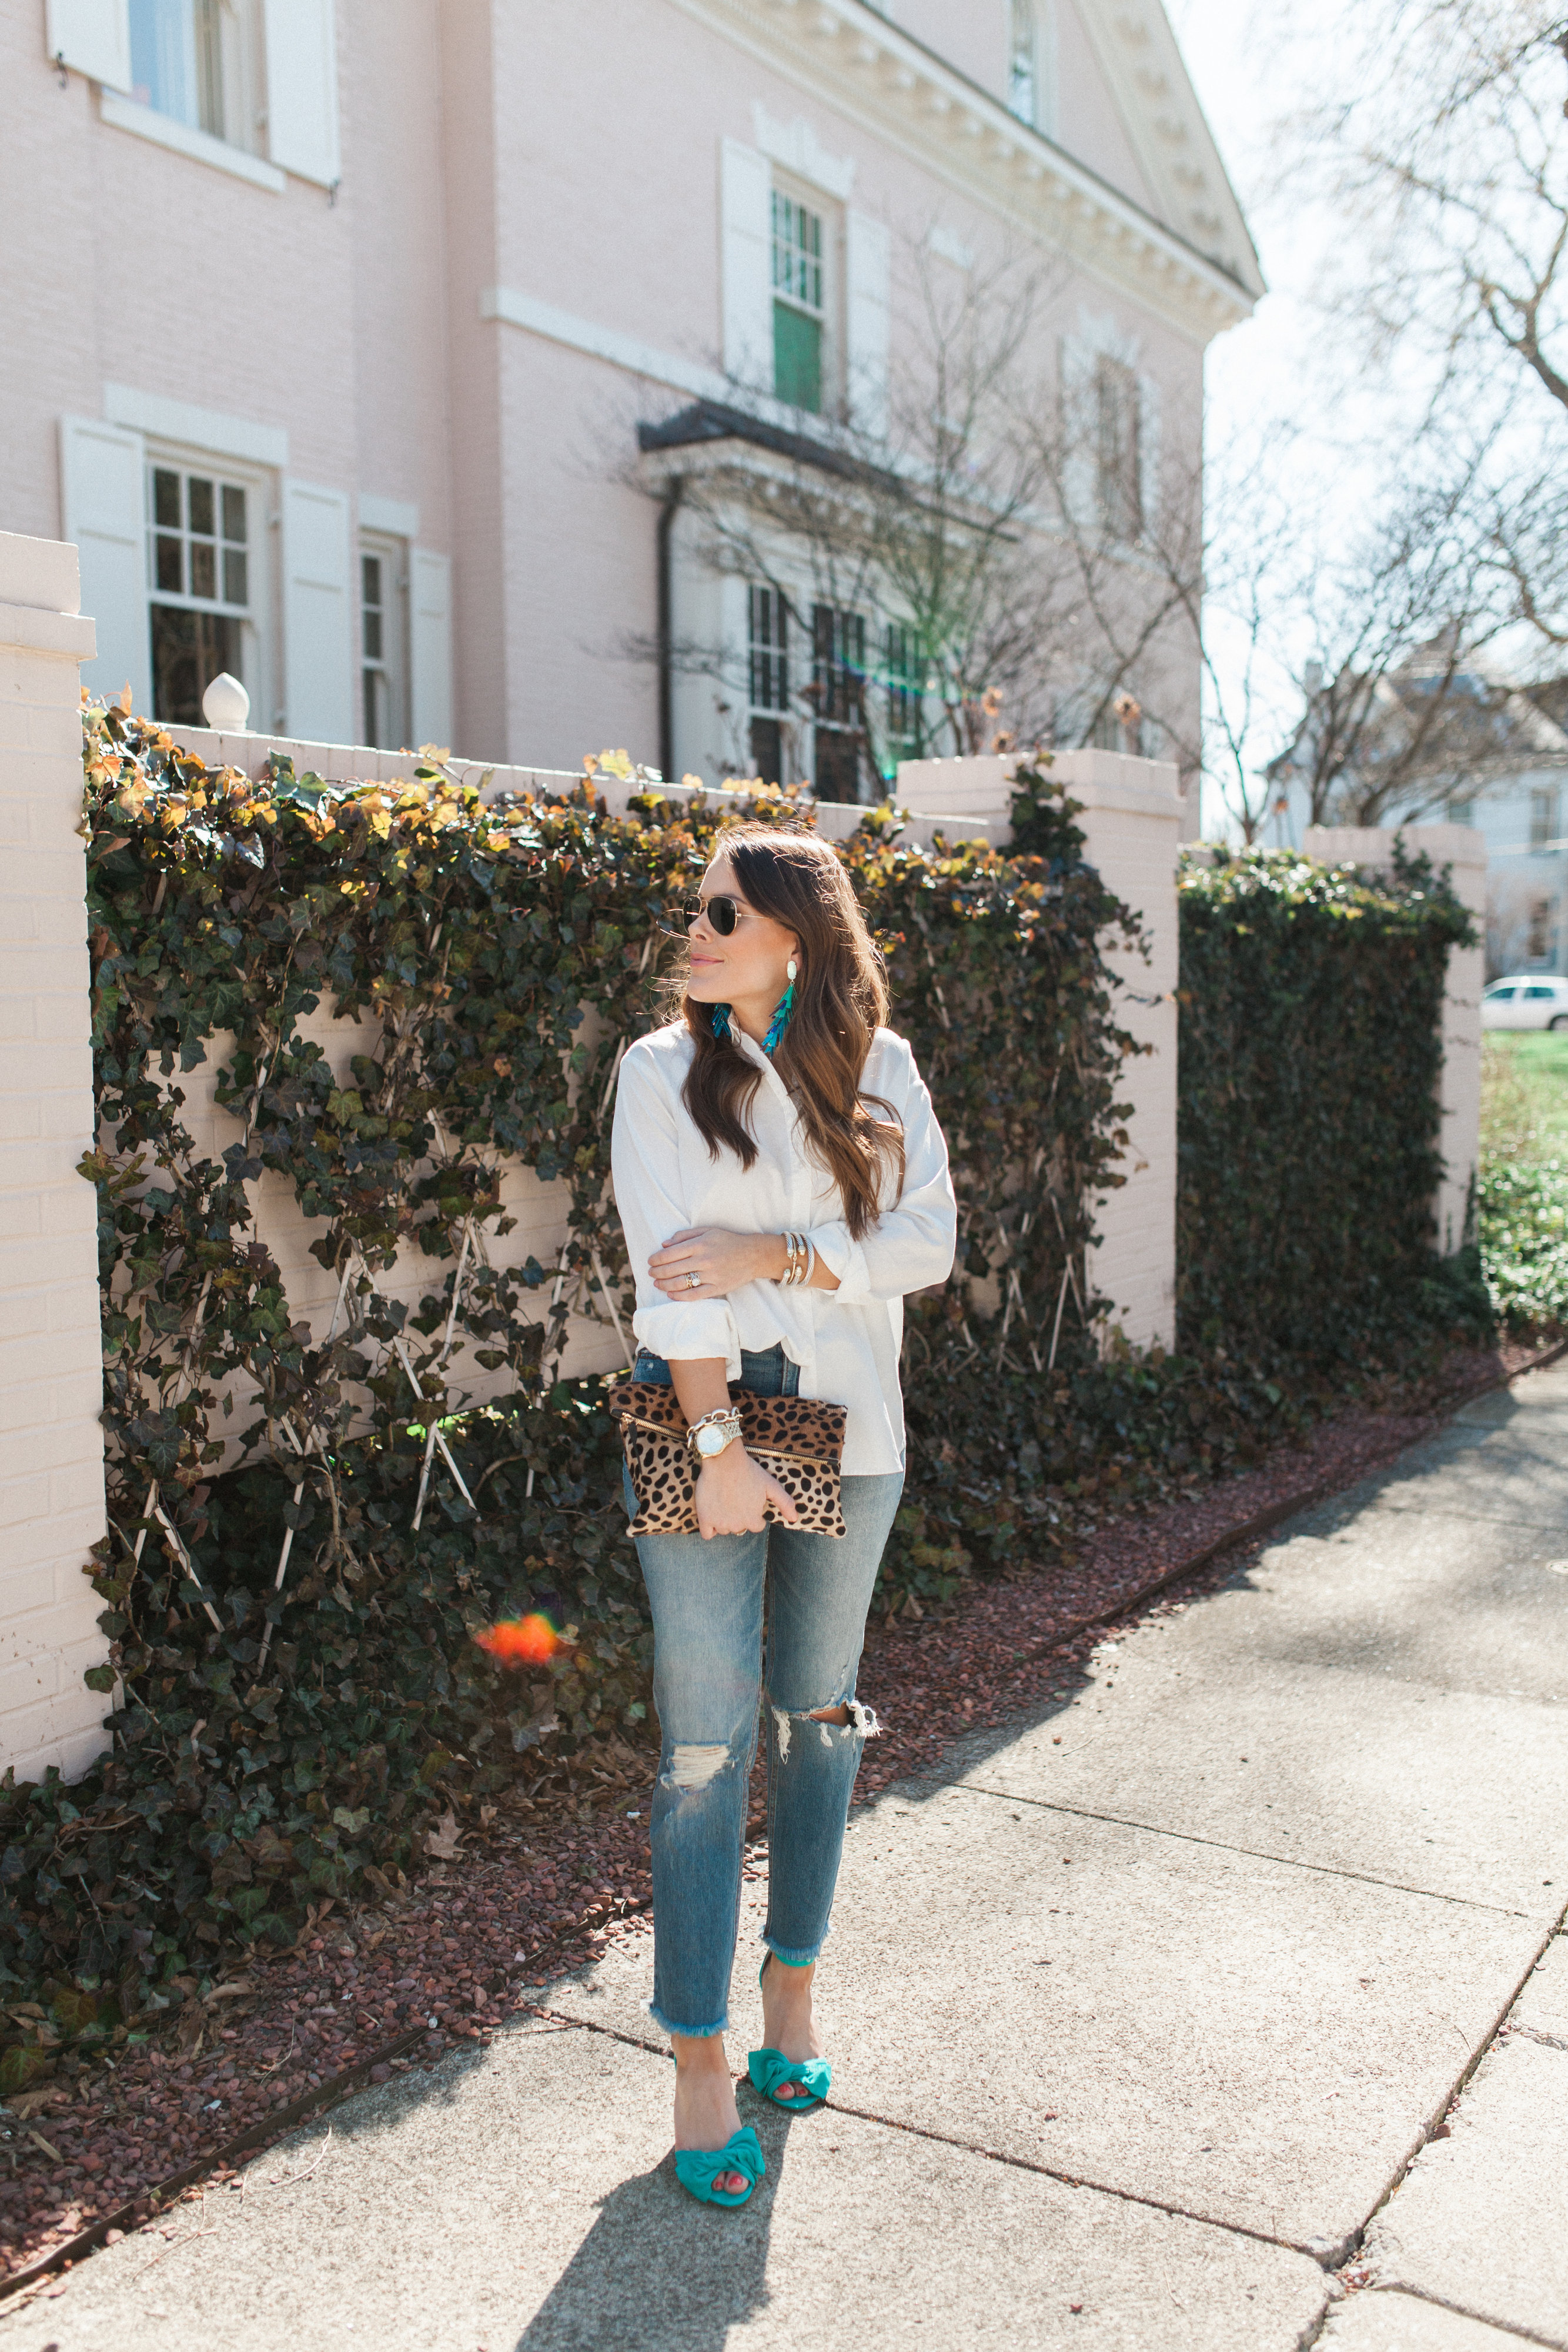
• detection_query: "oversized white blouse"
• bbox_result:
[610,1023,957,1476]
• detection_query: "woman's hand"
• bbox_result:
[695,1445,799,1539]
[649,1226,777,1300]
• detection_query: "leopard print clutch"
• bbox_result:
[609,1380,848,1539]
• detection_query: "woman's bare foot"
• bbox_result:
[760,1953,824,2101]
[671,2032,747,2193]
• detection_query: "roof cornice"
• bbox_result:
[1072,0,1263,301]
[661,0,1262,345]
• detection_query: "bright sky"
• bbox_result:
[1165,0,1366,830]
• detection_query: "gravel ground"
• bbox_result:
[0,1335,1551,2292]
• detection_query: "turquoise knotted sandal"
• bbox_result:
[749,1956,832,2109]
[674,2124,765,2207]
[747,2046,832,2108]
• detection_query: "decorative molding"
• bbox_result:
[103,383,289,470]
[480,286,728,403]
[359,493,420,540]
[1074,1,1261,298]
[751,101,857,197]
[668,0,1262,343]
[98,91,286,193]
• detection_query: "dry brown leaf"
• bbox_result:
[423,1810,463,1860]
[5,2089,63,2121]
[27,2129,64,2163]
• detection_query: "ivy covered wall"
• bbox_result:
[1175,846,1483,1369]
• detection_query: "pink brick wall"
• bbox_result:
[0,532,109,1783]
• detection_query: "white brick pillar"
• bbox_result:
[1304,823,1487,1258]
[895,748,1185,1353]
[0,531,109,1782]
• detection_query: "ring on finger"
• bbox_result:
[686,1269,701,1289]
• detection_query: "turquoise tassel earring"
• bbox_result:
[711,1004,733,1042]
[762,958,798,1058]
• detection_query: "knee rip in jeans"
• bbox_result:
[665,1743,731,1791]
[771,1697,882,1760]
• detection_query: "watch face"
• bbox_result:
[696,1424,728,1458]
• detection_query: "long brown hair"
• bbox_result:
[674,826,904,1240]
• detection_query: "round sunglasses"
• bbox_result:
[680,895,751,937]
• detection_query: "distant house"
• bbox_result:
[2,0,1259,804]
[1264,649,1568,977]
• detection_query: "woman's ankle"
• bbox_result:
[762,1952,814,1985]
[672,2030,731,2074]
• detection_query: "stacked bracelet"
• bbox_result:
[780,1231,808,1287]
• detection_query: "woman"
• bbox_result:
[610,823,956,2207]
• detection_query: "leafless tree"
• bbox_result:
[1270,0,1568,651]
[622,240,1209,794]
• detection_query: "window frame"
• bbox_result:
[1529,784,1560,849]
[126,0,266,158]
[812,602,869,801]
[1008,0,1037,128]
[1093,352,1143,543]
[883,619,925,773]
[359,530,410,753]
[143,441,273,730]
[770,175,838,416]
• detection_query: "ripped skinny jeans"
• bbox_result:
[627,1344,903,2039]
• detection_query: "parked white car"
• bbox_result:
[1482,974,1568,1031]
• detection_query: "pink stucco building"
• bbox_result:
[4,0,1259,797]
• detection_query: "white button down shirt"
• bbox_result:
[610,1023,957,1475]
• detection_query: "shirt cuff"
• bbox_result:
[631,1298,741,1376]
[809,1222,872,1304]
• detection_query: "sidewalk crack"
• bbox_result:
[520,2001,1326,2263]
[942,1784,1531,1916]
[1345,2284,1568,2351]
[1510,2022,1568,2053]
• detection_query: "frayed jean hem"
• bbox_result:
[762,1934,825,1968]
[648,2000,728,2040]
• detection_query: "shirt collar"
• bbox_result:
[730,1023,793,1104]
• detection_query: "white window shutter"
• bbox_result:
[265,0,340,186]
[45,0,132,89]
[845,211,891,440]
[280,479,352,742]
[410,549,452,751]
[59,416,149,711]
[720,138,772,391]
[1137,371,1161,537]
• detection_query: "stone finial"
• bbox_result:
[202,671,250,731]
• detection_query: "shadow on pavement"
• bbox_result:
[516,2096,790,2352]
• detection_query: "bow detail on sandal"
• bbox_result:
[674,2126,765,2207]
[747,2047,833,2109]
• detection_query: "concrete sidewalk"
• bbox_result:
[4,1363,1566,2351]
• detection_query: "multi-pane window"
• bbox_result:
[885,622,924,769]
[360,537,408,751]
[128,0,260,150]
[748,585,789,783]
[749,586,789,713]
[813,604,867,801]
[1094,353,1142,541]
[1530,786,1560,848]
[773,191,825,414]
[1528,897,1553,960]
[147,463,249,726]
[1008,0,1037,126]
